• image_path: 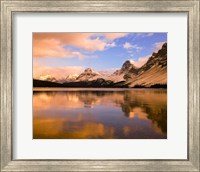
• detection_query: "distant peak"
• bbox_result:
[122,59,137,69]
[39,74,57,82]
[84,68,93,73]
[152,52,157,56]
[39,74,53,80]
[66,74,78,78]
[125,59,135,64]
[162,42,167,47]
[128,59,135,64]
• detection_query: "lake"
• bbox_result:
[33,88,167,139]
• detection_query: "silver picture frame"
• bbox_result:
[1,0,199,171]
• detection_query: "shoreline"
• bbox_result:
[33,87,167,91]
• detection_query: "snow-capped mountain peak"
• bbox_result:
[35,42,167,88]
[66,74,79,79]
[65,74,79,82]
[121,60,137,73]
[84,68,100,75]
[107,59,139,83]
[39,74,57,82]
[76,68,102,81]
[128,59,135,64]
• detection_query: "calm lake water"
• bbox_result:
[33,88,167,139]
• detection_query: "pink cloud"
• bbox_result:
[98,68,119,76]
[102,33,128,40]
[131,55,150,68]
[33,33,127,58]
[33,38,85,58]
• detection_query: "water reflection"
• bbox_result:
[33,88,167,139]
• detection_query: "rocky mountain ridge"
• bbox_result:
[34,43,167,88]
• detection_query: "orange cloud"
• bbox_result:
[33,33,127,58]
[33,38,74,58]
[128,55,150,68]
[134,55,150,67]
[102,33,127,40]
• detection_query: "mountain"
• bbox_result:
[65,74,79,82]
[108,60,138,83]
[76,68,102,81]
[33,43,167,88]
[126,43,167,87]
[38,74,57,82]
[121,59,138,75]
[63,78,116,88]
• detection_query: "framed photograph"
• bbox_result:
[33,32,167,140]
[1,0,199,171]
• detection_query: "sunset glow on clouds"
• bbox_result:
[33,33,127,58]
[33,32,167,79]
[131,55,151,67]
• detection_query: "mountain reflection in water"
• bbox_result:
[33,88,167,139]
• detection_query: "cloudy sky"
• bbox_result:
[33,32,167,79]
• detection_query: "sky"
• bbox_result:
[33,32,167,79]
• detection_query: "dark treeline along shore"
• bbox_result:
[33,43,167,89]
[33,79,167,88]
